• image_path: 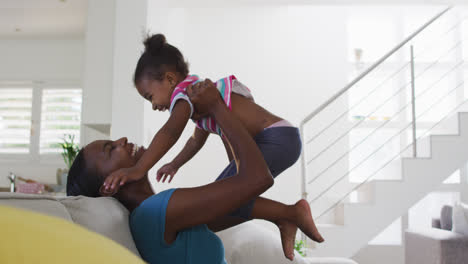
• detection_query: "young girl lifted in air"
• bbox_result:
[103,33,324,251]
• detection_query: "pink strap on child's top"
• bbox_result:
[264,120,294,130]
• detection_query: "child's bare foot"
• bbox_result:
[277,219,297,261]
[294,199,324,243]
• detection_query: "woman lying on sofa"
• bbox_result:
[66,79,323,264]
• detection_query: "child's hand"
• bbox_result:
[101,167,145,195]
[157,163,179,183]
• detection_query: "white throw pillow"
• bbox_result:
[217,221,310,264]
[452,202,468,236]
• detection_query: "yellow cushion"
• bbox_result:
[0,205,145,264]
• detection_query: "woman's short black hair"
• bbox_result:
[66,149,103,197]
[133,33,189,85]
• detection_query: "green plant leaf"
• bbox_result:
[294,240,306,257]
[60,134,80,169]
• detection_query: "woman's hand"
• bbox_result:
[156,162,179,183]
[101,166,145,195]
[187,79,223,120]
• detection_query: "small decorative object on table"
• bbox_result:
[17,182,45,194]
[7,172,16,192]
[15,176,53,194]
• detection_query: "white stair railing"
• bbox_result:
[300,6,467,228]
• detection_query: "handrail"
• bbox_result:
[310,57,462,180]
[308,60,464,202]
[304,15,467,146]
[306,40,462,172]
[299,6,452,126]
[316,83,466,219]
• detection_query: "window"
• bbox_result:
[349,129,401,182]
[348,70,401,122]
[412,67,458,122]
[40,89,82,154]
[0,83,82,160]
[443,170,461,184]
[347,14,398,63]
[0,88,33,154]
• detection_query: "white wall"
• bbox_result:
[110,0,148,144]
[144,4,349,206]
[0,38,84,187]
[81,0,115,130]
[0,39,83,82]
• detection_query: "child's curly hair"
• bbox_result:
[133,33,189,85]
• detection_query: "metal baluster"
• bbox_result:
[410,45,417,157]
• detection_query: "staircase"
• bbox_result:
[300,6,468,257]
[308,112,468,257]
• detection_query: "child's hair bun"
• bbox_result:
[144,34,166,55]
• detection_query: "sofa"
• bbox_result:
[0,192,357,264]
[1,205,145,264]
[405,205,468,264]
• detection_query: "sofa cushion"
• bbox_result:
[59,195,140,257]
[217,221,310,264]
[440,205,453,231]
[0,205,144,264]
[452,202,468,236]
[217,221,358,264]
[0,193,72,221]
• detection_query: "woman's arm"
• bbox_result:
[164,80,273,244]
[221,137,234,162]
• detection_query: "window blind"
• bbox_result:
[0,88,33,153]
[40,89,82,154]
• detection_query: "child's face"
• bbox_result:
[136,74,175,112]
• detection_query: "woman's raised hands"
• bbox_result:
[186,79,223,120]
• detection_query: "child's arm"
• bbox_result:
[157,127,209,183]
[102,101,191,193]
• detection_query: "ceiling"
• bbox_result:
[160,0,465,7]
[0,0,464,39]
[0,0,87,39]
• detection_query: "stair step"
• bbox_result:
[305,111,468,257]
[457,112,468,135]
[342,180,376,204]
[429,134,462,160]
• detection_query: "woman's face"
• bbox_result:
[83,137,146,181]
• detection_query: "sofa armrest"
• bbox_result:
[405,228,468,264]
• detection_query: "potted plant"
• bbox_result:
[294,239,306,257]
[57,134,80,188]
